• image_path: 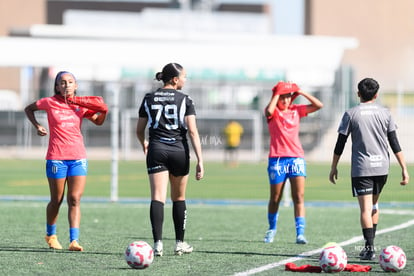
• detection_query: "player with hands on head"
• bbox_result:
[264,81,323,245]
[329,77,409,260]
[136,63,204,257]
[24,71,107,251]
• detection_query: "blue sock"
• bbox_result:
[46,224,57,236]
[268,212,279,230]
[69,228,80,242]
[295,217,306,236]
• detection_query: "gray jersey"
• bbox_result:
[338,102,397,177]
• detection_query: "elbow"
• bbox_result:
[136,129,145,140]
[24,105,32,115]
[95,113,107,125]
[317,102,324,109]
[188,130,197,138]
[264,108,273,117]
[188,128,200,140]
[312,103,323,112]
[92,118,105,126]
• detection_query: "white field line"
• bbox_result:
[234,210,414,276]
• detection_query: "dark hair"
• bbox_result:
[54,71,76,94]
[155,63,183,84]
[358,78,379,101]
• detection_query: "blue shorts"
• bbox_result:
[46,159,88,179]
[267,157,306,185]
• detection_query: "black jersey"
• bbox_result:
[138,88,196,145]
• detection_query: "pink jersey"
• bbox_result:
[266,104,308,158]
[36,95,93,160]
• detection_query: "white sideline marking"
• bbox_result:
[234,217,414,276]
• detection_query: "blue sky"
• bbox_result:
[272,0,304,34]
[219,0,304,34]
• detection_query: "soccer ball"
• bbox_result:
[323,242,338,248]
[124,241,154,269]
[319,245,348,273]
[379,245,406,272]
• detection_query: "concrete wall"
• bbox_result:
[307,0,414,92]
[0,0,45,93]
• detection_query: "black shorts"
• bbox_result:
[146,146,190,176]
[351,175,388,197]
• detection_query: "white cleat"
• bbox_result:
[264,229,276,243]
[154,240,163,257]
[174,241,193,256]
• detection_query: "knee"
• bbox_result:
[268,196,281,206]
[360,209,372,217]
[67,194,82,207]
[269,194,282,204]
[292,193,305,204]
[49,196,64,207]
[48,200,62,209]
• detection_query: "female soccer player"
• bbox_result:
[264,81,323,244]
[329,78,409,260]
[136,63,204,256]
[25,71,107,251]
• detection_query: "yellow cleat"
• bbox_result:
[69,240,84,251]
[45,235,63,250]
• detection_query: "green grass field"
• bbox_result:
[0,159,413,275]
[1,160,413,202]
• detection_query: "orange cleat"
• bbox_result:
[45,235,63,250]
[69,240,84,251]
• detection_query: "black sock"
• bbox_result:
[173,200,187,242]
[364,224,377,247]
[362,228,374,251]
[150,200,164,242]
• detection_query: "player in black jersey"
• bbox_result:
[136,63,204,256]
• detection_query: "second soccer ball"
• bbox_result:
[319,245,348,273]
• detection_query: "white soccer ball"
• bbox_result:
[379,245,406,272]
[124,241,154,269]
[319,245,348,273]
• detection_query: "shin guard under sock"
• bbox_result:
[173,200,187,242]
[150,200,164,242]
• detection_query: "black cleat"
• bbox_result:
[359,247,367,257]
[360,250,376,261]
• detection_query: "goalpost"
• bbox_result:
[196,109,264,162]
[118,108,293,205]
[120,109,264,162]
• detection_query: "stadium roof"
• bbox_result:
[0,24,358,86]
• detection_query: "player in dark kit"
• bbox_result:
[329,78,409,261]
[136,63,204,256]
